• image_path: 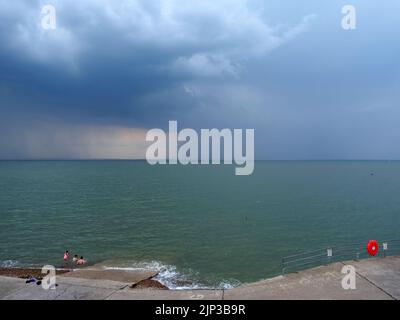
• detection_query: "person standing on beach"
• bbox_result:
[63,250,69,266]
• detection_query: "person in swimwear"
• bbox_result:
[63,250,69,262]
[63,250,69,267]
[72,255,79,264]
[77,256,87,265]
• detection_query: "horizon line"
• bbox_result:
[0,159,399,162]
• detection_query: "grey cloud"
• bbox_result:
[1,0,399,160]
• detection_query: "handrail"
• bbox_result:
[282,239,400,274]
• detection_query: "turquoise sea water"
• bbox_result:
[0,161,399,288]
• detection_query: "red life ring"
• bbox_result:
[366,240,379,256]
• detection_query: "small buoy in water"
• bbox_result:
[366,240,379,256]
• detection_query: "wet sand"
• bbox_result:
[0,268,70,279]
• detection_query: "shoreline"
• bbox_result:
[0,265,236,291]
[0,267,168,290]
[0,268,70,279]
[0,256,399,299]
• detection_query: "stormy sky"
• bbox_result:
[0,0,399,159]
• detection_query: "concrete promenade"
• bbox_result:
[1,256,399,300]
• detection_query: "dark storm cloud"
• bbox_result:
[0,0,306,125]
[0,0,399,159]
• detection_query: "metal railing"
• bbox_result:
[282,239,400,274]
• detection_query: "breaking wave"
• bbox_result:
[102,260,241,290]
[0,260,20,268]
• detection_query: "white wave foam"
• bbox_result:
[1,260,19,268]
[102,260,241,290]
[216,279,242,290]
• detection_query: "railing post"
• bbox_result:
[382,242,388,258]
[327,248,332,264]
